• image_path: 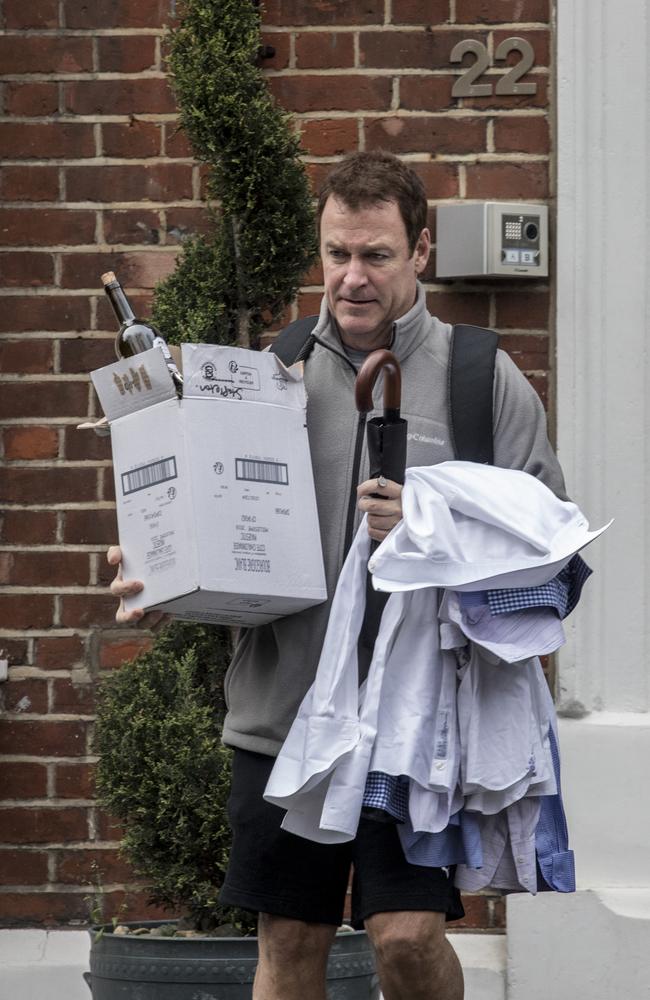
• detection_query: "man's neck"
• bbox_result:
[334,320,393,355]
[342,343,379,370]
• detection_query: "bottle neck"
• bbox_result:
[105,282,136,324]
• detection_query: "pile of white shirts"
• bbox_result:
[264,462,610,892]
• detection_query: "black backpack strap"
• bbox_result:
[269,315,319,366]
[448,323,499,464]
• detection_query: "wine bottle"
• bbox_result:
[101,271,183,393]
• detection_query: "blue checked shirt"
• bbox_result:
[474,554,591,619]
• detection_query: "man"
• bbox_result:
[110,151,565,1000]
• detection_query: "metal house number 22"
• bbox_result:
[450,37,537,97]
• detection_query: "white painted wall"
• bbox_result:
[507,1,650,994]
[554,0,650,718]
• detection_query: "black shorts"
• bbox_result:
[219,748,465,929]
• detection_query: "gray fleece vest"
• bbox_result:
[221,286,566,756]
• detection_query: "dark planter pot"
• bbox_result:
[85,921,379,999]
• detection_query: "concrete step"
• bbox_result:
[0,927,506,1000]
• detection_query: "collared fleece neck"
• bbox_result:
[313,282,433,366]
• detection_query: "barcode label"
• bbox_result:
[122,456,178,495]
[234,557,271,573]
[235,459,288,485]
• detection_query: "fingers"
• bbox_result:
[110,576,144,600]
[107,543,144,598]
[357,480,402,521]
[116,604,145,625]
[368,527,392,542]
[106,543,169,630]
[357,478,403,541]
[107,543,149,625]
[106,545,123,566]
[114,584,145,623]
[365,510,401,542]
[115,606,169,629]
[366,513,400,542]
[358,496,402,518]
[357,477,403,501]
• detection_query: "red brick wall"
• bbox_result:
[0,0,551,929]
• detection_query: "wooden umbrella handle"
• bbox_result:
[354,349,402,415]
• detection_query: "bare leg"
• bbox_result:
[365,910,464,1000]
[253,912,338,1000]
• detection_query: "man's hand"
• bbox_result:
[357,477,403,542]
[107,545,169,629]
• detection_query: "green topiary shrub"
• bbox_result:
[151,0,317,348]
[94,0,317,932]
[95,624,254,930]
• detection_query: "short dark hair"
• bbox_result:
[317,151,428,255]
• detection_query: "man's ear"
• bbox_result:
[414,228,431,274]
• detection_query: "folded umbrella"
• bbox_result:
[355,349,409,822]
[355,348,408,487]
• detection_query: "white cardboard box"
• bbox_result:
[91,344,327,626]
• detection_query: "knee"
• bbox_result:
[257,912,335,970]
[367,912,447,976]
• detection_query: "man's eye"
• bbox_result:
[368,252,388,261]
[329,249,347,260]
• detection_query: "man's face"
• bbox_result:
[320,195,430,351]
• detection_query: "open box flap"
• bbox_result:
[181,344,307,409]
[91,347,177,422]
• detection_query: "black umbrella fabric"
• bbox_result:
[353,349,406,690]
[354,349,408,823]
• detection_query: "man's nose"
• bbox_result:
[342,255,368,288]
